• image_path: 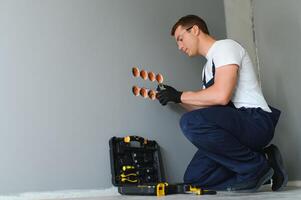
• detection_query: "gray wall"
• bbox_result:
[253,0,301,181]
[224,0,257,72]
[0,0,226,194]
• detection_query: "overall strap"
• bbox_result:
[203,60,235,108]
[203,61,215,88]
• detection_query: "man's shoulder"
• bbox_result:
[212,39,245,57]
[209,39,246,68]
[215,39,242,49]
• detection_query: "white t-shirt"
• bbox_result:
[203,39,271,112]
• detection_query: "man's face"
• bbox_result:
[174,25,197,57]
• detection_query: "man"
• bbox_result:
[156,15,288,192]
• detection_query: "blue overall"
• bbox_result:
[180,62,281,190]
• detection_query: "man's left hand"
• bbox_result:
[156,84,182,106]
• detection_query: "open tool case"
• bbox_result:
[109,135,166,195]
[109,135,217,196]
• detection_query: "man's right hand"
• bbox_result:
[156,84,183,106]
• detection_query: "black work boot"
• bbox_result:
[264,144,288,191]
[227,167,274,193]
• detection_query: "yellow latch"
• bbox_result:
[156,183,168,196]
[124,136,131,143]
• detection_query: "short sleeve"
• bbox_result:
[211,40,244,68]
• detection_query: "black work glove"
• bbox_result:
[156,84,182,106]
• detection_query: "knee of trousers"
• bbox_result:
[183,165,200,183]
[179,111,207,140]
[183,164,209,184]
[183,170,195,183]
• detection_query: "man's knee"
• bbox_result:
[179,106,224,129]
[179,112,191,133]
[179,110,207,137]
[179,111,196,132]
[184,169,210,185]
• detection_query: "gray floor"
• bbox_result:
[54,186,301,200]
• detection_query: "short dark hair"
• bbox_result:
[171,15,210,36]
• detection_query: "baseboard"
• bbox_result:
[1,181,301,200]
[287,181,301,187]
[0,187,119,200]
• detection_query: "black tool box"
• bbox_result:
[109,135,217,196]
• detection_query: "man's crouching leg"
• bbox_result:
[179,108,273,192]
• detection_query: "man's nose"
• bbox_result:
[178,43,184,51]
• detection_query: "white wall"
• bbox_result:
[0,0,226,194]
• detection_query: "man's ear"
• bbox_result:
[191,25,200,36]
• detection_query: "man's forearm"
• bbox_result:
[181,86,229,107]
[180,64,238,107]
[180,103,205,111]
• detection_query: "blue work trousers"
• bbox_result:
[180,105,280,190]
